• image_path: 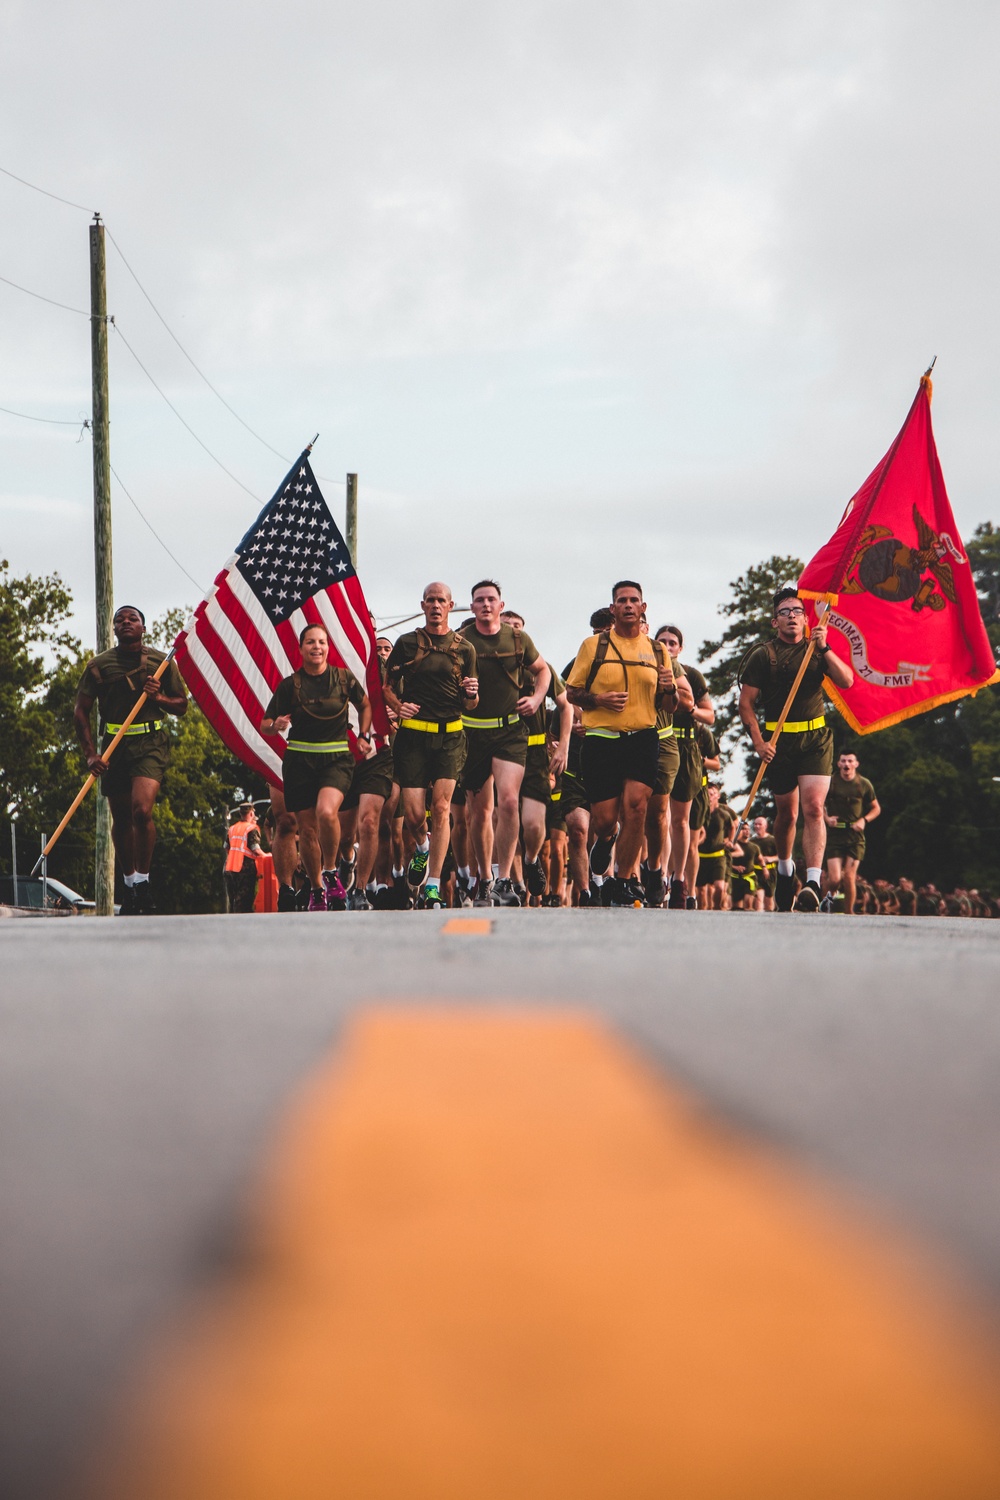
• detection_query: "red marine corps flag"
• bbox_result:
[174,450,390,787]
[799,372,999,734]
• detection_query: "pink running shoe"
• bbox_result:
[307,888,326,912]
[323,871,347,910]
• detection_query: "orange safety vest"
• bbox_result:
[225,820,257,873]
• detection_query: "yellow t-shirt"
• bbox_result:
[566,630,661,732]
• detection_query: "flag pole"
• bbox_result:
[30,649,177,876]
[734,600,831,834]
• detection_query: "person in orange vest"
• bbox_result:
[224,803,262,913]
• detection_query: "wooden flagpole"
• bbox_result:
[30,650,176,876]
[734,600,831,834]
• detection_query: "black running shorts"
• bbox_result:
[580,727,658,806]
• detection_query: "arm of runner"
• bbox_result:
[812,620,854,689]
[739,682,775,762]
[549,687,573,776]
[856,792,881,832]
[517,655,551,717]
[142,661,188,716]
[261,714,292,734]
[73,678,106,774]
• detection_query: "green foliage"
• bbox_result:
[968,522,1000,656]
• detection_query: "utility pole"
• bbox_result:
[345,472,358,567]
[90,214,115,916]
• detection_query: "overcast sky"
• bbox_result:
[3,0,999,674]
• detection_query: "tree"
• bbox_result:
[697,554,804,785]
[968,522,1000,657]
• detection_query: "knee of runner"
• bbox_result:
[132,802,154,829]
[276,812,297,837]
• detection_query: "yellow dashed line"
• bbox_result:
[94,1010,1000,1498]
[440,917,492,935]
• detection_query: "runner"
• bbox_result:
[738,588,853,912]
[684,722,721,910]
[729,823,763,911]
[459,582,549,907]
[643,624,695,906]
[384,582,479,911]
[566,581,677,907]
[264,784,299,912]
[823,751,881,914]
[260,623,371,911]
[339,627,397,911]
[696,784,729,910]
[502,610,573,904]
[223,802,263,912]
[657,626,715,909]
[751,814,779,911]
[74,605,188,914]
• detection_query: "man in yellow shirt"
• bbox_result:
[566,581,678,906]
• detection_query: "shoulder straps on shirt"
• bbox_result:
[584,630,668,694]
[409,627,465,688]
[291,665,350,720]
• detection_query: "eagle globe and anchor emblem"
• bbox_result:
[841,503,961,613]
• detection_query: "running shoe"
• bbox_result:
[793,879,822,913]
[131,882,153,915]
[338,855,356,894]
[685,896,697,910]
[407,845,430,890]
[422,884,445,910]
[346,888,372,911]
[307,888,326,912]
[473,879,493,908]
[118,886,136,916]
[491,877,522,907]
[277,883,297,913]
[604,877,632,907]
[667,877,686,910]
[775,872,796,912]
[524,858,546,899]
[455,874,475,907]
[624,878,647,908]
[589,826,619,877]
[323,871,348,911]
[542,892,562,907]
[642,864,666,908]
[819,892,835,913]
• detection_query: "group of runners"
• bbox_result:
[75,578,911,916]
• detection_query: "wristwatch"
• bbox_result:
[816,643,831,655]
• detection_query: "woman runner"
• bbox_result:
[261,623,372,911]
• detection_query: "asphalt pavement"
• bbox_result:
[2,909,999,1496]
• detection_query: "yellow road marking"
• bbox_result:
[440,916,492,935]
[95,1011,1000,1498]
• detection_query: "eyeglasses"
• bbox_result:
[776,607,805,618]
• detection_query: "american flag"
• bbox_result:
[174,451,389,788]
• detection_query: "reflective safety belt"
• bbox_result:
[764,716,827,732]
[584,726,652,739]
[103,720,164,736]
[462,712,522,729]
[399,718,463,734]
[526,733,546,746]
[285,739,349,753]
[699,848,726,858]
[657,726,675,739]
[674,727,698,739]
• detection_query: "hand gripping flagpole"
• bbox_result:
[30,648,177,876]
[734,599,831,836]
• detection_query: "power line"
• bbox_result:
[106,229,291,464]
[111,321,263,503]
[0,404,85,426]
[0,163,93,213]
[0,271,89,316]
[108,460,207,594]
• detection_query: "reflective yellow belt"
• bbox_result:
[657,726,675,739]
[550,791,562,802]
[399,717,463,734]
[701,775,708,786]
[285,739,349,753]
[584,727,653,738]
[103,720,164,736]
[675,727,698,739]
[700,848,726,859]
[462,712,522,729]
[527,732,547,746]
[764,716,826,732]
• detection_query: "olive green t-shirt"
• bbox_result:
[265,666,365,745]
[702,808,728,855]
[459,622,538,719]
[825,773,875,826]
[525,661,565,740]
[78,646,186,733]
[754,832,778,862]
[672,663,708,732]
[385,629,477,721]
[731,839,760,878]
[741,639,827,723]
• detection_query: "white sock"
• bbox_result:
[492,863,500,881]
[593,874,604,887]
[778,859,794,877]
[132,872,149,884]
[393,867,405,879]
[458,865,471,881]
[123,873,136,887]
[806,867,822,886]
[416,838,430,853]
